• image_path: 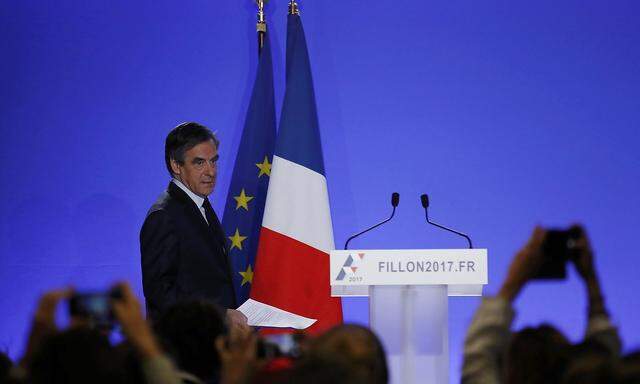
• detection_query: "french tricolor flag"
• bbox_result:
[250,11,342,333]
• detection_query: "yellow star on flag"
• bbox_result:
[239,264,254,286]
[255,156,272,177]
[233,189,254,211]
[228,228,248,250]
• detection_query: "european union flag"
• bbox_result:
[221,31,276,304]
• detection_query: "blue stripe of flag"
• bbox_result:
[275,14,326,177]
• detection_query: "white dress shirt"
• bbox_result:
[172,179,209,224]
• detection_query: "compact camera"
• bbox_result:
[68,287,123,329]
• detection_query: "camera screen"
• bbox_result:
[69,293,113,326]
[81,295,109,316]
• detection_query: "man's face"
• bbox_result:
[171,139,218,198]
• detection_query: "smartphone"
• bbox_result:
[534,226,582,280]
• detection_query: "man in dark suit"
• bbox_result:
[140,122,248,331]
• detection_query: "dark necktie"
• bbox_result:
[203,197,227,249]
[203,198,234,305]
[202,198,231,268]
[202,198,217,229]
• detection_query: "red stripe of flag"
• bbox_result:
[252,227,342,334]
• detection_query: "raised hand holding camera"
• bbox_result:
[498,226,547,302]
[566,227,608,317]
[110,282,162,359]
[20,288,74,370]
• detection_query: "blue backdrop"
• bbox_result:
[1,1,639,382]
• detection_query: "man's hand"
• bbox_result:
[226,309,250,338]
[498,226,546,302]
[111,282,162,358]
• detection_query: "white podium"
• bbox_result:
[330,249,488,384]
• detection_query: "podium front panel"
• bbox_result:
[370,285,449,384]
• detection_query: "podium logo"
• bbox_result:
[335,253,365,281]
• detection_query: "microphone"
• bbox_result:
[344,193,399,250]
[421,194,473,249]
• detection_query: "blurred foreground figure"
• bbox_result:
[461,225,620,384]
[215,324,388,384]
[291,324,388,384]
[154,300,227,384]
[12,283,184,384]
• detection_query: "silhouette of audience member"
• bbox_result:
[461,226,620,384]
[560,340,617,384]
[504,325,571,384]
[16,283,184,384]
[0,351,13,383]
[617,350,640,384]
[215,324,388,384]
[287,356,359,384]
[154,300,227,384]
[560,345,640,384]
[29,327,126,384]
[297,324,388,384]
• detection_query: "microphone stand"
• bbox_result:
[344,193,399,250]
[422,194,473,249]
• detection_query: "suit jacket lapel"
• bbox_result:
[167,182,228,259]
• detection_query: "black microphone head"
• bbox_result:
[391,192,400,207]
[420,194,430,208]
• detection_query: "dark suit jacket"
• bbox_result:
[140,182,236,319]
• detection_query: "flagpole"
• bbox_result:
[256,0,267,54]
[288,0,299,16]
